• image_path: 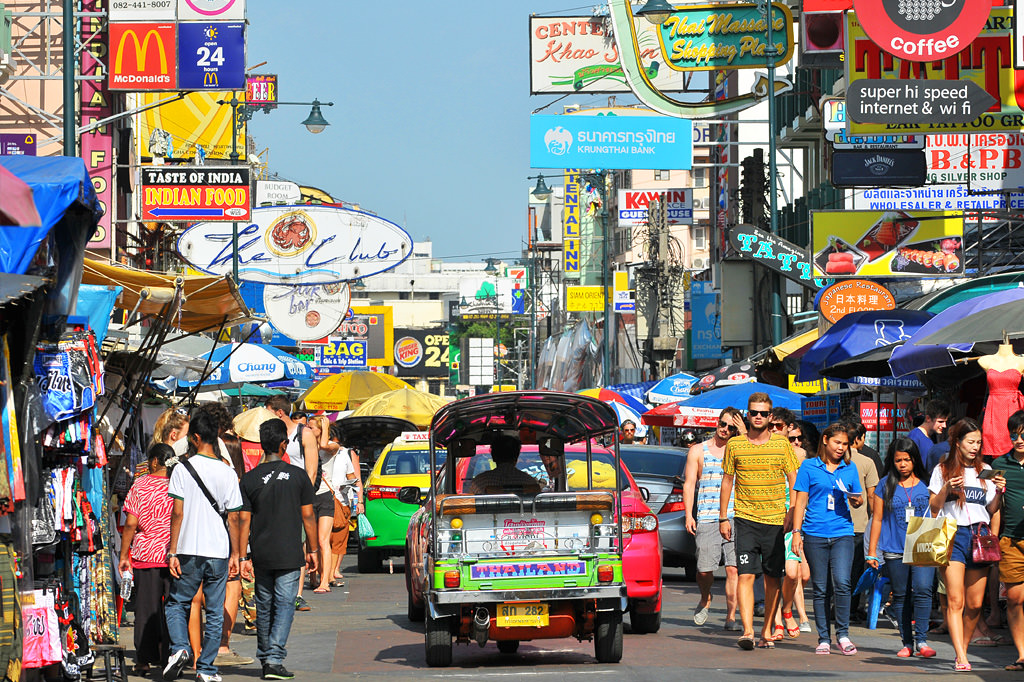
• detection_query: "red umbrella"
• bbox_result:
[0,165,41,226]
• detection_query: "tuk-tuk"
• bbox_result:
[401,391,626,666]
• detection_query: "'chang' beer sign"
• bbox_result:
[727,224,818,289]
[176,205,413,284]
[655,3,795,71]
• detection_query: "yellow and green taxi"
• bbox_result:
[358,431,446,572]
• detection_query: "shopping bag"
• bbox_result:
[971,522,1002,563]
[357,513,375,540]
[903,515,957,567]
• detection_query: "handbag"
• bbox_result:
[903,514,957,566]
[971,522,1002,564]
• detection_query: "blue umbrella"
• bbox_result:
[890,287,1024,376]
[798,310,934,382]
[608,402,648,438]
[181,343,315,388]
[676,381,803,413]
[645,372,700,404]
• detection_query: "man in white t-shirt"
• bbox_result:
[163,411,244,682]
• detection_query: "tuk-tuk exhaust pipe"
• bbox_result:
[472,608,490,647]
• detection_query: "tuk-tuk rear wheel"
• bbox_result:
[497,640,519,654]
[594,609,623,663]
[425,612,453,667]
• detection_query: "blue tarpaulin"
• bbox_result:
[0,156,103,316]
[75,284,122,344]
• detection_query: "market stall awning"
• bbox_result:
[81,258,254,333]
[773,328,819,360]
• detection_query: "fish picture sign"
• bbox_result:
[177,205,413,284]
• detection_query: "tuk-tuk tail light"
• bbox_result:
[590,513,603,526]
[443,570,460,588]
[597,565,614,582]
[450,517,463,529]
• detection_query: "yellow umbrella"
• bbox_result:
[299,371,411,411]
[232,406,278,442]
[348,388,450,429]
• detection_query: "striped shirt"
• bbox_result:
[696,441,734,523]
[722,433,798,526]
[122,474,173,567]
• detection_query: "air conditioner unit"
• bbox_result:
[801,11,845,68]
[693,197,706,209]
[692,257,709,269]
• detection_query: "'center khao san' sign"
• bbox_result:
[655,3,795,71]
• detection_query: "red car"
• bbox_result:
[406,443,663,633]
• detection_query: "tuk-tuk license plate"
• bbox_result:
[497,602,549,627]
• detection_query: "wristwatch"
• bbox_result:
[167,553,178,559]
[718,517,729,523]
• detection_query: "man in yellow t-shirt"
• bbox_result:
[719,393,798,651]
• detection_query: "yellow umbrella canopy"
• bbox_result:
[348,388,450,429]
[232,406,278,442]
[299,371,411,411]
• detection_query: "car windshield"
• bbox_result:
[380,447,446,476]
[457,447,628,493]
[620,446,687,478]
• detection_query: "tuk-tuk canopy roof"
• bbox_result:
[430,391,619,451]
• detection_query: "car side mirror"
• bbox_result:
[397,486,423,505]
[639,486,650,502]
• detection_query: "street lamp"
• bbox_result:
[530,175,553,201]
[217,93,336,282]
[634,0,674,24]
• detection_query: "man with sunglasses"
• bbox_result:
[720,393,799,650]
[684,407,745,630]
[620,420,638,445]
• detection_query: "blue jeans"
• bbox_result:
[254,567,302,665]
[165,555,228,675]
[804,535,855,644]
[885,558,935,648]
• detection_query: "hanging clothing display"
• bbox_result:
[982,368,1024,457]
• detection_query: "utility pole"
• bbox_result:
[762,0,785,345]
[601,171,611,386]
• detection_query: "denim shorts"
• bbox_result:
[950,523,989,569]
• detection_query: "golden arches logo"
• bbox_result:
[114,29,169,74]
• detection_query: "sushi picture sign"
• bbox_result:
[811,210,964,277]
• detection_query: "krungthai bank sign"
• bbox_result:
[109,23,177,90]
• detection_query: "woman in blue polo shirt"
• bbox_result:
[866,437,935,659]
[791,422,864,656]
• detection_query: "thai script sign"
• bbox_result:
[656,3,795,71]
[846,10,1024,134]
[811,210,964,277]
[142,165,250,221]
[177,205,413,284]
[530,114,693,170]
[616,189,693,227]
[529,16,690,93]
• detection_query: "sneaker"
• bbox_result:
[917,644,937,658]
[196,674,222,682]
[262,664,295,680]
[295,596,311,612]
[163,649,191,680]
[214,650,254,666]
[799,621,812,633]
[753,602,765,617]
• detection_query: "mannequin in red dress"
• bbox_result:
[977,344,1024,457]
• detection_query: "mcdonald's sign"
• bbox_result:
[109,23,177,90]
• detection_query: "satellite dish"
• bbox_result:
[248,154,263,166]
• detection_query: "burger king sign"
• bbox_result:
[394,336,424,369]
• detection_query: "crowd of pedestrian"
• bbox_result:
[117,397,361,682]
[686,393,1024,672]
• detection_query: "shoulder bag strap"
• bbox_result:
[181,458,230,536]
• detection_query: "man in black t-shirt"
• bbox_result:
[239,419,318,680]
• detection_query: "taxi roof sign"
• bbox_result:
[399,431,430,442]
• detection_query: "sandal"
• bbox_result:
[815,642,831,655]
[772,624,784,641]
[756,639,775,649]
[313,586,330,594]
[329,579,345,587]
[737,635,755,650]
[954,660,972,672]
[783,611,799,638]
[1006,660,1024,671]
[838,638,858,656]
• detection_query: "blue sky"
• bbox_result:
[245,2,632,262]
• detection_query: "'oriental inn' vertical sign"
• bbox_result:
[563,169,580,277]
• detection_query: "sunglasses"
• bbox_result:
[770,422,786,430]
[788,435,801,443]
[1012,432,1024,442]
[748,409,771,418]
